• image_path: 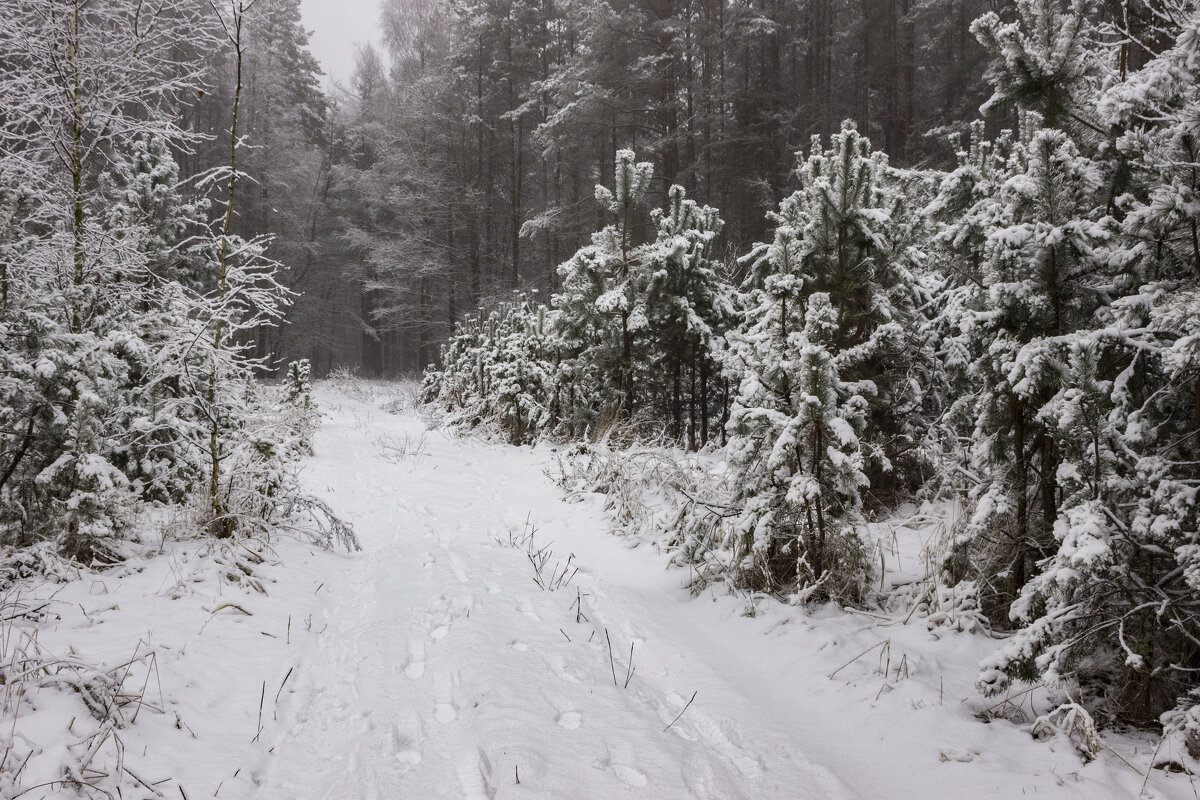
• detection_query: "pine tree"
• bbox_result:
[98,139,211,503]
[974,3,1200,730]
[946,114,1113,621]
[970,0,1099,131]
[960,0,1200,729]
[724,291,870,599]
[924,122,1021,460]
[976,341,1129,702]
[424,296,557,443]
[553,150,655,429]
[740,120,925,489]
[640,185,731,448]
[0,0,211,554]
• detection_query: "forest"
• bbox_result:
[423,0,1200,738]
[2,0,1200,795]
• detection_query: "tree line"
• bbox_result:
[314,0,1014,375]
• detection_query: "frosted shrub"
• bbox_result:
[284,359,318,456]
[1031,703,1102,762]
[424,297,557,444]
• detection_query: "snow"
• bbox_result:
[5,380,1198,798]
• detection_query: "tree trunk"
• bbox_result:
[511,116,523,288]
[688,345,697,451]
[70,1,85,334]
[208,1,248,539]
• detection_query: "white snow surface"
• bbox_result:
[7,380,1197,799]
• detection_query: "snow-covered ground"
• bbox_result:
[4,381,1197,799]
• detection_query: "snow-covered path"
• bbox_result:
[255,387,852,799]
[245,384,1186,800]
[5,383,1186,798]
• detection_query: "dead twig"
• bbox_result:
[605,629,618,686]
[624,641,635,689]
[663,691,698,732]
[828,640,889,680]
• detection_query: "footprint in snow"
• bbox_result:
[442,592,474,619]
[405,638,426,679]
[434,702,457,724]
[444,551,470,584]
[549,655,580,684]
[597,743,648,788]
[390,719,423,772]
[612,764,648,787]
[455,748,493,800]
[687,711,762,776]
[430,624,450,641]
[556,711,582,730]
[433,672,458,724]
[510,640,529,652]
[516,598,540,621]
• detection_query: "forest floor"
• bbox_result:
[5,380,1198,799]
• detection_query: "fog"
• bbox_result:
[300,0,381,87]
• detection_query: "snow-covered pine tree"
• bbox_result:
[282,359,317,457]
[974,3,1200,731]
[924,122,1021,470]
[0,0,211,555]
[424,296,556,443]
[97,137,213,503]
[955,0,1200,729]
[971,0,1098,132]
[552,150,654,430]
[640,185,732,448]
[949,0,1111,627]
[1104,10,1200,731]
[724,291,870,599]
[954,118,1113,619]
[718,121,932,597]
[739,120,925,491]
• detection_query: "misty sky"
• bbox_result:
[301,0,382,88]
